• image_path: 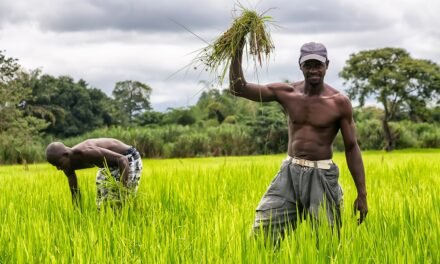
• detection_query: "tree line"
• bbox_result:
[0,47,439,164]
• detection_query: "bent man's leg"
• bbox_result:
[126,152,143,195]
[95,167,120,209]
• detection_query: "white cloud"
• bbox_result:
[1,0,439,111]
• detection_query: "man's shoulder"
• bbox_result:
[330,92,353,117]
[267,81,303,94]
[323,84,350,101]
[321,85,353,117]
[332,92,351,106]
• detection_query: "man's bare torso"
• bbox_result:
[69,138,132,170]
[72,138,131,154]
[276,82,343,160]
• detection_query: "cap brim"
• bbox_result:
[299,54,327,64]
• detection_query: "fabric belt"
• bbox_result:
[127,153,140,162]
[125,147,140,162]
[286,155,333,170]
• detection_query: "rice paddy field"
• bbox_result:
[0,149,439,263]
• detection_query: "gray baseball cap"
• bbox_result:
[299,42,328,64]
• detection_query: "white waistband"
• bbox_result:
[285,156,333,169]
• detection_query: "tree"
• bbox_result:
[245,103,288,154]
[135,111,164,126]
[112,80,152,124]
[340,47,440,151]
[23,74,117,137]
[0,51,23,131]
[0,50,20,84]
[162,107,196,126]
[195,88,239,124]
[0,51,48,163]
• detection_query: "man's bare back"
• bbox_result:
[58,138,132,171]
[72,138,132,157]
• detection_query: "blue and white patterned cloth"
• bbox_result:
[95,147,142,208]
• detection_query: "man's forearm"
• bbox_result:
[70,187,81,205]
[229,44,246,94]
[66,172,81,206]
[118,157,130,187]
[121,169,129,187]
[346,145,367,196]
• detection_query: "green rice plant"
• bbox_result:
[1,150,439,262]
[98,160,136,209]
[193,3,276,84]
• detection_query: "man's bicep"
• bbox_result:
[340,117,358,148]
[100,149,127,165]
[81,147,120,165]
[235,82,278,102]
[339,98,358,149]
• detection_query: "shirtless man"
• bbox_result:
[229,42,368,241]
[45,138,142,208]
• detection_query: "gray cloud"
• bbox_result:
[2,0,391,34]
[259,1,391,34]
[2,0,232,32]
[1,0,439,111]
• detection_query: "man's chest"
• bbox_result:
[282,96,341,127]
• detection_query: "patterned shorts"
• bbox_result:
[96,147,143,207]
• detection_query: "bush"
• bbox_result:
[206,124,254,156]
[355,119,385,150]
[0,133,46,164]
[0,115,437,164]
[391,122,420,149]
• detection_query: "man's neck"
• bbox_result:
[303,82,325,96]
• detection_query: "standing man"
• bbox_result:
[229,42,368,241]
[45,138,143,209]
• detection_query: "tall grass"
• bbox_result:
[0,150,439,263]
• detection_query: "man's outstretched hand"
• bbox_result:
[353,195,368,225]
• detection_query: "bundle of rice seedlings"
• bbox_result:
[99,161,135,209]
[193,4,275,84]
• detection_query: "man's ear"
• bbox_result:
[326,60,330,68]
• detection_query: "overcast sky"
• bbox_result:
[1,0,439,111]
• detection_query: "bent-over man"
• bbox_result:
[46,138,142,209]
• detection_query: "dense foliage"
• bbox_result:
[0,49,439,164]
[340,47,440,150]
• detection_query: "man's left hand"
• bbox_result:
[353,195,368,224]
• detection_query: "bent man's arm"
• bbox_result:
[339,96,368,223]
[64,170,81,207]
[116,155,130,187]
[81,148,130,187]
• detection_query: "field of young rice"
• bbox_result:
[0,150,439,263]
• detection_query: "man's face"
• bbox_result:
[55,155,70,171]
[300,59,327,84]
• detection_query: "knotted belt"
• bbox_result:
[286,155,333,170]
[125,147,140,162]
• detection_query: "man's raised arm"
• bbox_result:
[229,42,278,102]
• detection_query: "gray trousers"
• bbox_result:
[253,157,343,238]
